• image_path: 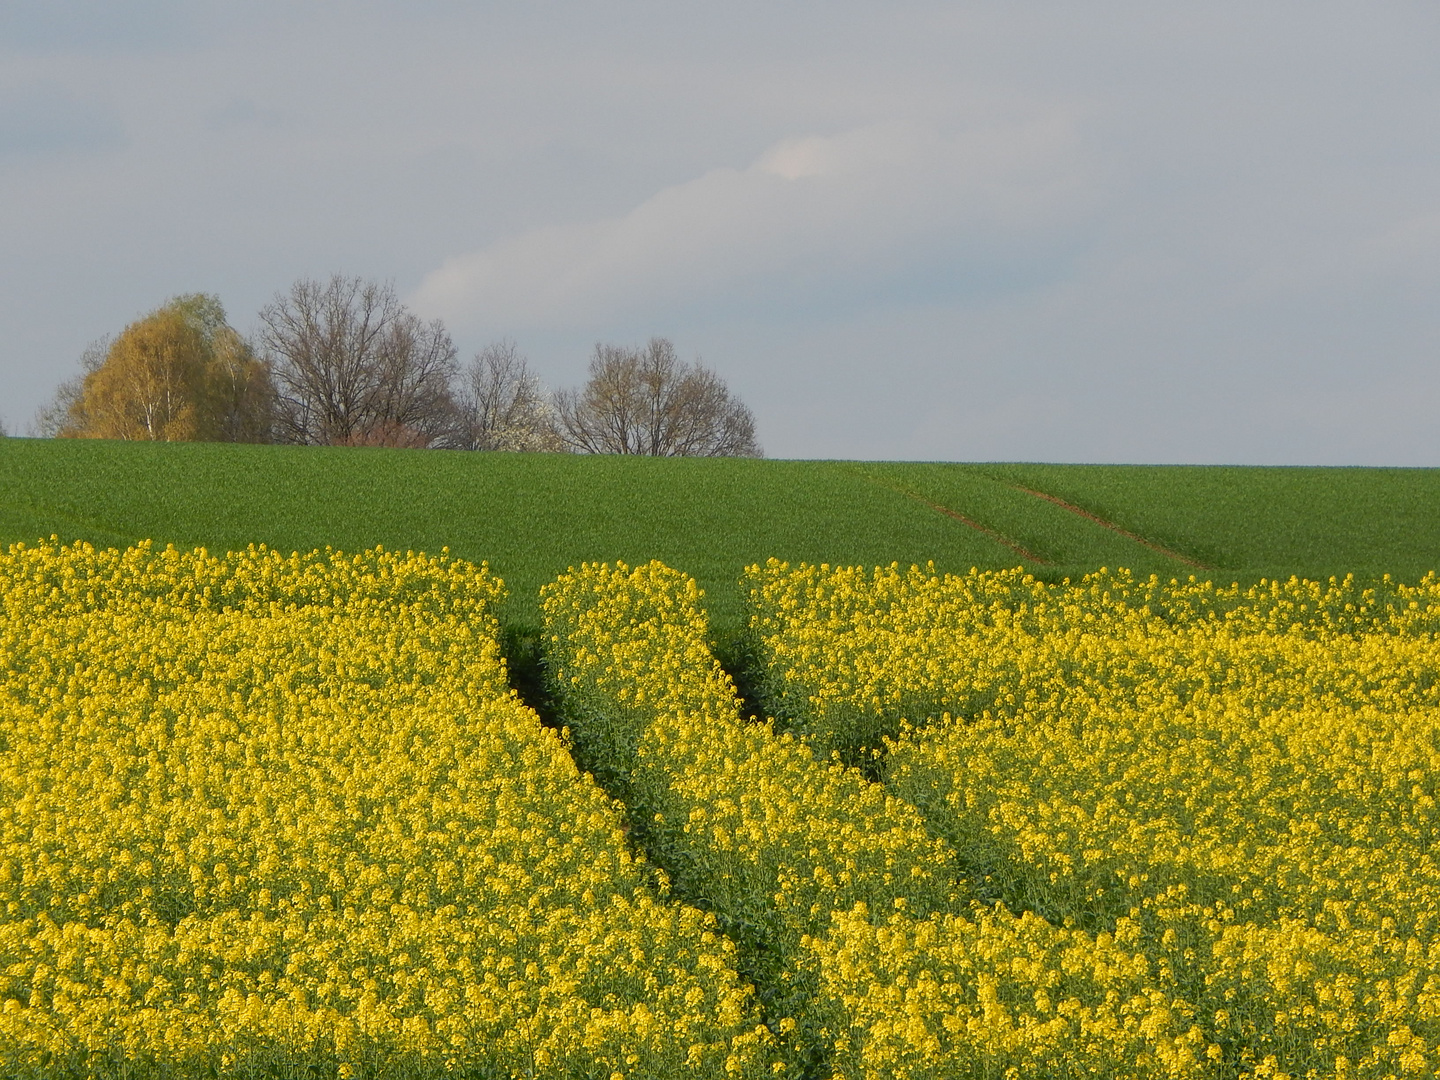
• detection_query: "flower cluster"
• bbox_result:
[0,540,773,1080]
[544,560,1207,1077]
[812,903,1211,1080]
[747,560,1440,1078]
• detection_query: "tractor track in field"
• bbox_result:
[853,465,1210,571]
[1007,484,1211,570]
[849,467,1048,563]
[902,490,1052,564]
[851,467,1051,563]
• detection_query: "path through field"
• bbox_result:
[1008,483,1211,569]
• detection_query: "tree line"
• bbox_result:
[33,275,761,457]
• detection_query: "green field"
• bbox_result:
[2,436,1437,627]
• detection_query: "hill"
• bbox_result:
[2,437,1437,627]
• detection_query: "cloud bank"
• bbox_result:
[4,2,1440,462]
[414,112,1093,332]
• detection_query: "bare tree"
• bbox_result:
[257,275,457,447]
[555,338,760,457]
[452,340,563,452]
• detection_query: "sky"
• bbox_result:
[3,1,1439,463]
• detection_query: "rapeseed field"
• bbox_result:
[747,560,1440,1078]
[0,541,772,1079]
[2,538,1434,1078]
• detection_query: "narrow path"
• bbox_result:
[849,468,1050,564]
[903,490,1051,564]
[523,631,812,1073]
[1008,484,1211,570]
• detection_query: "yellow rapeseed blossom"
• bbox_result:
[544,560,1208,1077]
[0,540,774,1079]
[746,559,1440,1078]
[542,563,963,1026]
[812,902,1209,1080]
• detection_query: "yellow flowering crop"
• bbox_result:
[747,559,1440,1078]
[11,538,1431,1078]
[811,903,1210,1080]
[0,540,774,1079]
[541,562,961,1024]
[544,560,1208,1077]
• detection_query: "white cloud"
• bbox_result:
[411,110,1094,333]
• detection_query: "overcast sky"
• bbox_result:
[3,2,1439,462]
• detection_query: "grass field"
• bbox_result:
[2,436,1438,626]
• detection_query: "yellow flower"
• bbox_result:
[0,541,774,1080]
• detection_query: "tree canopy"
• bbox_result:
[45,295,274,442]
[453,340,562,452]
[555,338,760,457]
[257,275,457,448]
[33,285,762,457]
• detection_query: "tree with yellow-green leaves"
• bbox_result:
[36,295,276,442]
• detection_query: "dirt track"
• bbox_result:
[1010,485,1211,570]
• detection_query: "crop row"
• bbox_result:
[746,559,1440,1077]
[542,561,1212,1079]
[0,542,772,1080]
[3,542,1435,1078]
